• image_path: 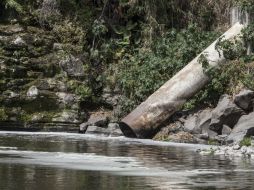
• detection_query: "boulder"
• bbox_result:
[182,109,217,138]
[0,24,24,35]
[3,90,19,99]
[36,79,67,92]
[234,89,254,111]
[7,65,27,78]
[27,86,39,97]
[4,36,27,50]
[198,109,211,122]
[87,112,111,127]
[222,125,232,135]
[153,121,183,141]
[166,131,198,144]
[79,122,89,133]
[56,92,78,109]
[107,123,123,136]
[53,43,63,51]
[210,95,245,132]
[183,114,200,133]
[52,110,80,124]
[227,112,254,143]
[198,109,213,133]
[59,55,85,77]
[201,125,218,138]
[101,88,121,107]
[13,36,26,47]
[79,111,111,133]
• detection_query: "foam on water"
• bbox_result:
[0,148,222,178]
[0,146,18,150]
[0,131,213,149]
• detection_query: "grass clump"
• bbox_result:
[240,137,252,147]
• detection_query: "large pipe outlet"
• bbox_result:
[120,22,245,138]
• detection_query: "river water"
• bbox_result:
[0,132,253,190]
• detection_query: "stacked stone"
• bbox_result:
[0,24,86,131]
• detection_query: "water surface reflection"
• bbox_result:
[0,132,253,190]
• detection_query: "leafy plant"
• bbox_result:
[215,36,246,60]
[240,137,252,147]
[234,0,254,11]
[3,0,23,13]
[198,53,210,72]
[115,24,219,116]
[92,19,108,37]
[52,20,86,54]
[75,85,93,101]
[186,59,247,109]
[37,0,61,27]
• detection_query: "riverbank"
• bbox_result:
[1,1,254,153]
[152,89,254,146]
[199,144,254,158]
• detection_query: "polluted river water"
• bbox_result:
[0,131,254,190]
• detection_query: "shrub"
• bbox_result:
[37,0,61,27]
[53,20,86,45]
[240,137,252,147]
[3,0,23,13]
[115,24,219,116]
[186,60,247,109]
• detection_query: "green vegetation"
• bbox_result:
[234,0,254,11]
[19,113,33,122]
[208,139,219,146]
[53,20,86,54]
[3,0,23,13]
[19,111,57,123]
[240,137,252,147]
[1,0,254,119]
[0,108,7,121]
[190,20,254,109]
[116,24,219,115]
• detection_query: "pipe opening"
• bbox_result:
[118,122,137,138]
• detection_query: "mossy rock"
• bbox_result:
[27,78,67,92]
[27,54,61,77]
[0,80,6,91]
[5,65,28,78]
[0,24,24,36]
[0,107,8,121]
[22,90,61,113]
[19,111,58,123]
[26,45,50,58]
[5,79,34,91]
[0,90,60,113]
[0,56,20,66]
[26,71,43,78]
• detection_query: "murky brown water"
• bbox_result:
[0,131,253,190]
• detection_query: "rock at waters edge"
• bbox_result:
[227,112,254,143]
[234,89,254,112]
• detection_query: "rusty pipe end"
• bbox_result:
[118,122,137,138]
[119,121,160,139]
